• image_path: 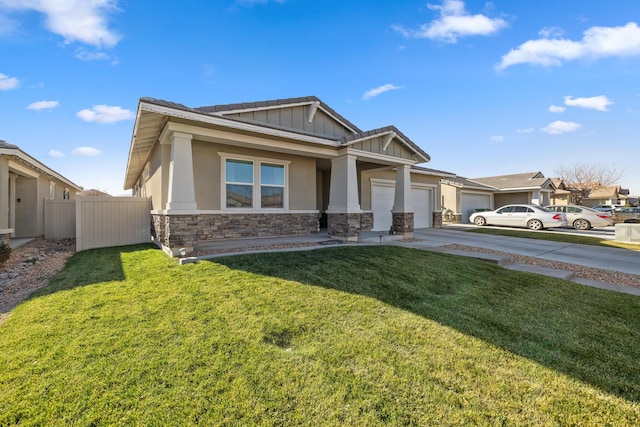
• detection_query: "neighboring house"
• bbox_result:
[440,176,496,223]
[124,96,447,256]
[0,140,82,243]
[471,172,556,208]
[581,185,629,207]
[440,172,557,223]
[549,178,575,206]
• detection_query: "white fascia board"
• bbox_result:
[140,102,342,147]
[343,131,429,163]
[3,150,81,190]
[346,148,416,166]
[411,169,456,178]
[214,101,360,134]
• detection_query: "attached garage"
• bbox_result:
[371,181,432,231]
[460,192,492,223]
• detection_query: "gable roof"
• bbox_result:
[471,172,554,191]
[125,96,430,189]
[441,176,497,191]
[0,140,82,190]
[585,185,621,199]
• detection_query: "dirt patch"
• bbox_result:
[0,239,75,325]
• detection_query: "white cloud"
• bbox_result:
[538,27,564,38]
[72,146,102,156]
[564,95,613,111]
[0,72,19,90]
[540,120,581,135]
[548,105,566,113]
[516,127,534,134]
[0,0,121,48]
[490,135,504,142]
[27,100,59,110]
[75,48,117,63]
[498,22,640,69]
[76,104,134,123]
[48,149,64,158]
[362,84,402,100]
[393,0,507,43]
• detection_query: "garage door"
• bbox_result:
[371,183,394,231]
[460,193,492,223]
[412,187,432,229]
[372,183,432,231]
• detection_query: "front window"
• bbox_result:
[260,163,284,208]
[222,154,289,210]
[226,159,254,208]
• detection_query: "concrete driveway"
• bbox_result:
[410,227,640,276]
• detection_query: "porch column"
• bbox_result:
[392,165,414,238]
[0,157,12,244]
[531,189,541,206]
[9,174,16,238]
[326,154,362,241]
[165,132,197,211]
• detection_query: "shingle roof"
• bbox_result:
[471,171,551,190]
[0,140,19,149]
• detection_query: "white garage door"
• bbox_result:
[372,183,432,231]
[460,193,492,223]
[412,187,432,229]
[371,183,394,231]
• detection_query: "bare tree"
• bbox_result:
[555,162,624,205]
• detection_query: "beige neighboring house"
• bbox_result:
[124,96,449,256]
[0,140,82,243]
[581,185,629,207]
[440,176,496,223]
[440,171,558,223]
[549,178,575,206]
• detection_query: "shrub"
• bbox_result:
[0,242,11,266]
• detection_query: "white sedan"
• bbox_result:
[545,205,613,230]
[469,204,568,230]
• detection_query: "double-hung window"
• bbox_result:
[223,155,288,209]
[260,163,284,208]
[226,159,254,208]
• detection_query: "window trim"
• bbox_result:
[49,181,55,199]
[219,152,290,211]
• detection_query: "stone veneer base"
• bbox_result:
[153,212,319,256]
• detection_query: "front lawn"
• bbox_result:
[1,245,639,425]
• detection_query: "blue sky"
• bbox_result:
[1,0,639,196]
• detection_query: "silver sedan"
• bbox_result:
[545,205,614,230]
[469,204,568,230]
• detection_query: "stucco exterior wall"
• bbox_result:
[494,192,529,207]
[441,184,459,213]
[190,141,317,211]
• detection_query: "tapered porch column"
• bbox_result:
[392,164,414,238]
[9,173,16,238]
[326,154,362,241]
[165,132,197,211]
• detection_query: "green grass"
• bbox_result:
[1,244,639,425]
[469,226,640,250]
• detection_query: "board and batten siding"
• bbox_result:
[350,138,414,160]
[76,196,151,251]
[44,199,76,240]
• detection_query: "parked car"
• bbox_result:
[592,204,625,213]
[469,204,568,230]
[544,205,613,230]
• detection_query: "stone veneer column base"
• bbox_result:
[392,212,414,238]
[327,213,362,242]
[433,211,444,227]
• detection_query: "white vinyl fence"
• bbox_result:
[44,199,76,240]
[75,197,151,251]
